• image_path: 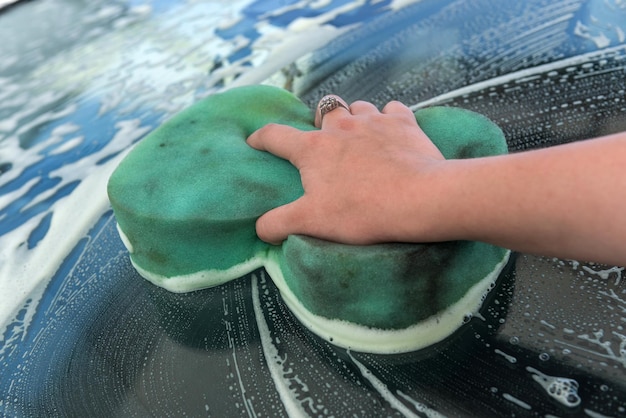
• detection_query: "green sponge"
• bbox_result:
[107,85,510,353]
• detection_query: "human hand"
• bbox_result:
[246,95,447,245]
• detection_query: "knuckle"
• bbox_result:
[335,116,357,131]
[304,130,324,144]
[261,122,282,134]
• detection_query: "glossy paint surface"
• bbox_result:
[1,0,625,416]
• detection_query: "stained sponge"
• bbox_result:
[107,85,510,353]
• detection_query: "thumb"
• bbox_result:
[255,199,306,245]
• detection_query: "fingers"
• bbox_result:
[382,100,415,117]
[382,101,431,138]
[314,96,414,129]
[249,98,420,165]
[247,123,306,164]
[248,96,425,246]
[349,100,378,115]
[255,199,305,244]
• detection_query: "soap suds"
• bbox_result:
[502,393,532,410]
[526,366,581,408]
[1,0,409,343]
[0,155,121,342]
[251,272,311,417]
[396,391,447,418]
[348,351,425,418]
[3,0,624,415]
[412,44,626,110]
[494,348,517,363]
[0,119,145,341]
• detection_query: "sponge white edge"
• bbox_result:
[119,221,511,353]
[265,250,511,354]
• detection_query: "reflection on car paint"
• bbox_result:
[1,0,626,416]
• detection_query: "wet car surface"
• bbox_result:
[1,0,625,416]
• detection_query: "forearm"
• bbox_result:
[429,132,626,265]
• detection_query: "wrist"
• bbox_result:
[394,159,471,243]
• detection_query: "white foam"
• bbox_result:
[502,393,532,410]
[251,272,311,417]
[526,366,581,408]
[396,390,447,418]
[348,351,422,417]
[584,408,616,418]
[0,119,147,340]
[389,0,424,11]
[582,265,624,286]
[0,0,449,354]
[411,44,626,110]
[0,154,123,340]
[0,177,38,212]
[48,135,84,155]
[242,25,348,87]
[494,348,517,364]
[226,7,355,89]
[0,0,354,345]
[574,21,611,49]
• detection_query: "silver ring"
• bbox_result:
[316,95,350,126]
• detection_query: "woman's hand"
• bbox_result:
[246,98,446,245]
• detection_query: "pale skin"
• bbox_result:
[246,98,626,266]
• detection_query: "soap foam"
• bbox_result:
[526,366,581,408]
[0,156,121,342]
[412,44,626,110]
[1,0,410,342]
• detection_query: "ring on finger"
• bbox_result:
[316,95,350,126]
